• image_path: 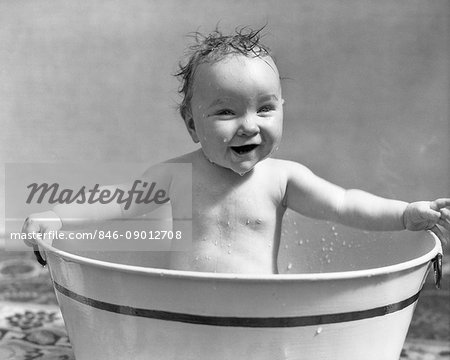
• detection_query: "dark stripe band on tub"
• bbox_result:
[53,281,420,328]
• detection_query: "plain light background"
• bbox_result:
[1,0,449,238]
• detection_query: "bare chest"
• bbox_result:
[191,178,282,237]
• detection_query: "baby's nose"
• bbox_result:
[237,116,260,136]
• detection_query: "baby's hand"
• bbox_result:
[403,199,450,244]
[21,211,63,248]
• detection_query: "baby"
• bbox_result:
[22,27,450,274]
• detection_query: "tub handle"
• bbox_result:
[432,253,442,289]
[33,245,47,267]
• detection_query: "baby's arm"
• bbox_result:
[21,163,173,241]
[21,185,126,237]
[21,184,129,250]
[283,161,449,241]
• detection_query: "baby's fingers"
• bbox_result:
[431,225,448,246]
[437,216,450,231]
[440,207,450,220]
[21,218,43,247]
[437,208,450,231]
[21,217,40,233]
[430,198,450,211]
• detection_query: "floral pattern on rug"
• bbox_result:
[0,302,74,360]
[401,340,450,360]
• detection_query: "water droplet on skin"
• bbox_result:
[298,240,303,245]
[322,247,326,252]
[228,250,232,254]
[227,243,231,247]
[315,327,323,336]
[329,247,333,252]
[327,259,331,263]
[284,244,288,249]
[321,237,326,242]
[222,138,227,143]
[294,230,299,235]
[342,241,346,246]
[331,226,336,231]
[287,263,293,270]
[214,241,218,246]
[246,219,250,225]
[334,232,338,236]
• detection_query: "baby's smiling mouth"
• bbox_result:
[230,144,259,155]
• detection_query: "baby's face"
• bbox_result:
[187,54,283,174]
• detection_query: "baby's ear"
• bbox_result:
[183,113,200,143]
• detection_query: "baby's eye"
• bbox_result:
[215,109,235,116]
[258,105,275,113]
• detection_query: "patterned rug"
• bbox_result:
[0,253,449,360]
[0,302,74,360]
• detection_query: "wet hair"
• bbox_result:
[175,26,272,121]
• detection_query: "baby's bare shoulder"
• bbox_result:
[163,151,198,164]
[139,152,197,189]
[260,159,320,195]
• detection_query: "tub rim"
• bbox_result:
[37,230,442,282]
